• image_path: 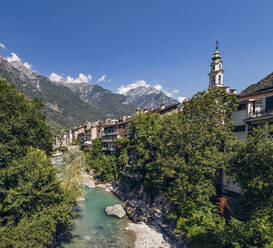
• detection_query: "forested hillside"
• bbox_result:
[0,56,105,132]
[61,82,137,118]
[242,72,273,94]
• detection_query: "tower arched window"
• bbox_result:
[218,75,222,84]
[211,76,215,85]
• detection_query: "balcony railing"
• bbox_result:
[248,109,273,119]
[102,132,117,136]
[102,147,115,151]
[102,139,115,142]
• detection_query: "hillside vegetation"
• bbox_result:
[63,82,137,118]
[242,72,273,94]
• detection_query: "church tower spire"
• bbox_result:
[208,41,224,89]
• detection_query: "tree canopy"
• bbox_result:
[0,78,77,247]
[115,88,272,247]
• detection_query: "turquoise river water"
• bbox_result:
[53,157,135,248]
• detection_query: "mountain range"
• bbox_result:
[0,55,178,133]
[2,53,273,133]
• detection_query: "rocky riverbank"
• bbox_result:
[78,169,183,247]
[111,182,184,248]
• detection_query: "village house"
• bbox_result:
[232,86,273,140]
[60,131,69,147]
[151,103,180,115]
[101,115,131,152]
[91,120,103,140]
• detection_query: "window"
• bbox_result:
[266,96,273,111]
[218,75,221,84]
[237,104,247,111]
[234,125,246,132]
[211,76,215,85]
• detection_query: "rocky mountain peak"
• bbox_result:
[122,85,178,109]
[124,86,161,96]
[10,61,36,80]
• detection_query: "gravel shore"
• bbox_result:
[127,222,173,248]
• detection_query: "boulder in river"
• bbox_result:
[105,204,126,218]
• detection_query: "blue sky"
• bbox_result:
[1,0,273,99]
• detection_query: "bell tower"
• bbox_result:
[208,41,224,89]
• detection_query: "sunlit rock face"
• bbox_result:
[124,86,178,109]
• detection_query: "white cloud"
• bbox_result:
[5,52,32,70]
[162,88,179,97]
[178,96,187,103]
[97,74,108,83]
[6,52,21,63]
[49,72,64,82]
[49,72,92,84]
[22,62,32,70]
[154,84,162,91]
[117,80,150,94]
[66,73,92,84]
[0,42,5,49]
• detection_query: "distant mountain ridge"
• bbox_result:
[242,72,273,94]
[0,55,105,131]
[59,82,137,118]
[0,54,179,132]
[124,85,178,109]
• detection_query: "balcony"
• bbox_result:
[247,109,273,121]
[102,132,117,136]
[102,139,115,142]
[102,147,115,151]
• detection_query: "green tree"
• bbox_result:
[84,138,118,182]
[160,89,236,220]
[0,78,53,167]
[0,79,76,247]
[228,127,273,219]
[127,111,164,191]
[0,148,77,247]
[126,88,238,247]
[61,149,85,200]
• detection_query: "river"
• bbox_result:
[53,155,136,248]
